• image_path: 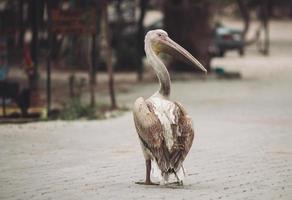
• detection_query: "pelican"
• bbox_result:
[133,29,207,185]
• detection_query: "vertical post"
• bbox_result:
[92,33,97,100]
[92,35,96,80]
[46,0,52,116]
[89,34,96,108]
[88,3,98,108]
[31,0,39,90]
[19,0,24,49]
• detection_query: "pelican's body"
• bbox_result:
[133,30,206,185]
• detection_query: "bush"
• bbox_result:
[57,98,128,120]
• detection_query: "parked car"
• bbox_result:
[211,22,245,57]
[145,19,163,33]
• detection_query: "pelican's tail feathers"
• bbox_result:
[151,160,186,185]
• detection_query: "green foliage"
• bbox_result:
[57,98,128,120]
[59,98,96,120]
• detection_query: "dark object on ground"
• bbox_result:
[0,81,31,117]
[0,81,19,116]
[16,88,31,117]
[47,108,61,120]
[210,23,245,57]
[0,113,41,124]
[214,67,241,79]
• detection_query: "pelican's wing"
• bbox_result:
[133,97,170,172]
[170,102,194,170]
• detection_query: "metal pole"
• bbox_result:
[46,0,52,116]
[89,34,96,108]
[92,32,96,89]
[31,0,39,89]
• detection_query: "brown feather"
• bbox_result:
[170,102,194,170]
[133,97,170,172]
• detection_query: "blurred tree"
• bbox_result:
[236,0,271,55]
[136,0,148,81]
[18,0,24,49]
[30,0,39,90]
[257,0,270,55]
[101,0,117,109]
[28,0,44,106]
[236,0,250,42]
[163,0,213,72]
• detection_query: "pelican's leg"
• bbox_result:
[182,165,186,176]
[173,171,183,186]
[135,159,158,185]
[145,159,152,184]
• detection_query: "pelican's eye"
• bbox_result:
[157,33,162,37]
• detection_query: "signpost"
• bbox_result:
[51,9,96,34]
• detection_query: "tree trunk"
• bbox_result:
[87,1,98,108]
[29,0,41,107]
[18,0,24,49]
[163,0,212,72]
[101,1,117,109]
[30,0,39,91]
[136,0,147,81]
[237,0,250,41]
[259,0,270,55]
[87,35,96,107]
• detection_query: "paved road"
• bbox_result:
[1,20,292,199]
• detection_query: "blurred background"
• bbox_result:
[0,0,292,122]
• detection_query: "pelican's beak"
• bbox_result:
[157,36,207,73]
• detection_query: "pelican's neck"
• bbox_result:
[145,38,171,98]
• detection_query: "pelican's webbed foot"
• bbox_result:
[135,181,159,185]
[166,181,183,186]
[135,159,159,186]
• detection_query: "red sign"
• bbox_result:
[51,9,96,34]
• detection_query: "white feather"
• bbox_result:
[148,96,177,151]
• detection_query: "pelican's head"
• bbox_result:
[145,29,207,73]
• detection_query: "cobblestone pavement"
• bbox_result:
[1,21,292,200]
